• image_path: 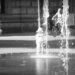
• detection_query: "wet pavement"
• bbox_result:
[0,53,75,75]
[0,29,75,75]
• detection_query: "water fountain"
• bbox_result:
[31,0,59,59]
[58,0,70,75]
[31,0,70,74]
[31,0,52,58]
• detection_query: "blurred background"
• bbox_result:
[0,0,74,35]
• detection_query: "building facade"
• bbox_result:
[0,0,74,34]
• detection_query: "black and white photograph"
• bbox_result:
[0,0,75,75]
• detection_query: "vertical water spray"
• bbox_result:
[36,0,43,55]
[59,0,70,75]
[42,0,49,54]
[63,0,70,75]
[38,0,40,28]
[36,0,49,55]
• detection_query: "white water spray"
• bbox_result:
[36,0,49,55]
[59,0,70,75]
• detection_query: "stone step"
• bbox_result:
[0,36,75,48]
[0,36,75,40]
[0,48,74,54]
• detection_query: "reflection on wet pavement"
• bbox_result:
[0,53,75,75]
